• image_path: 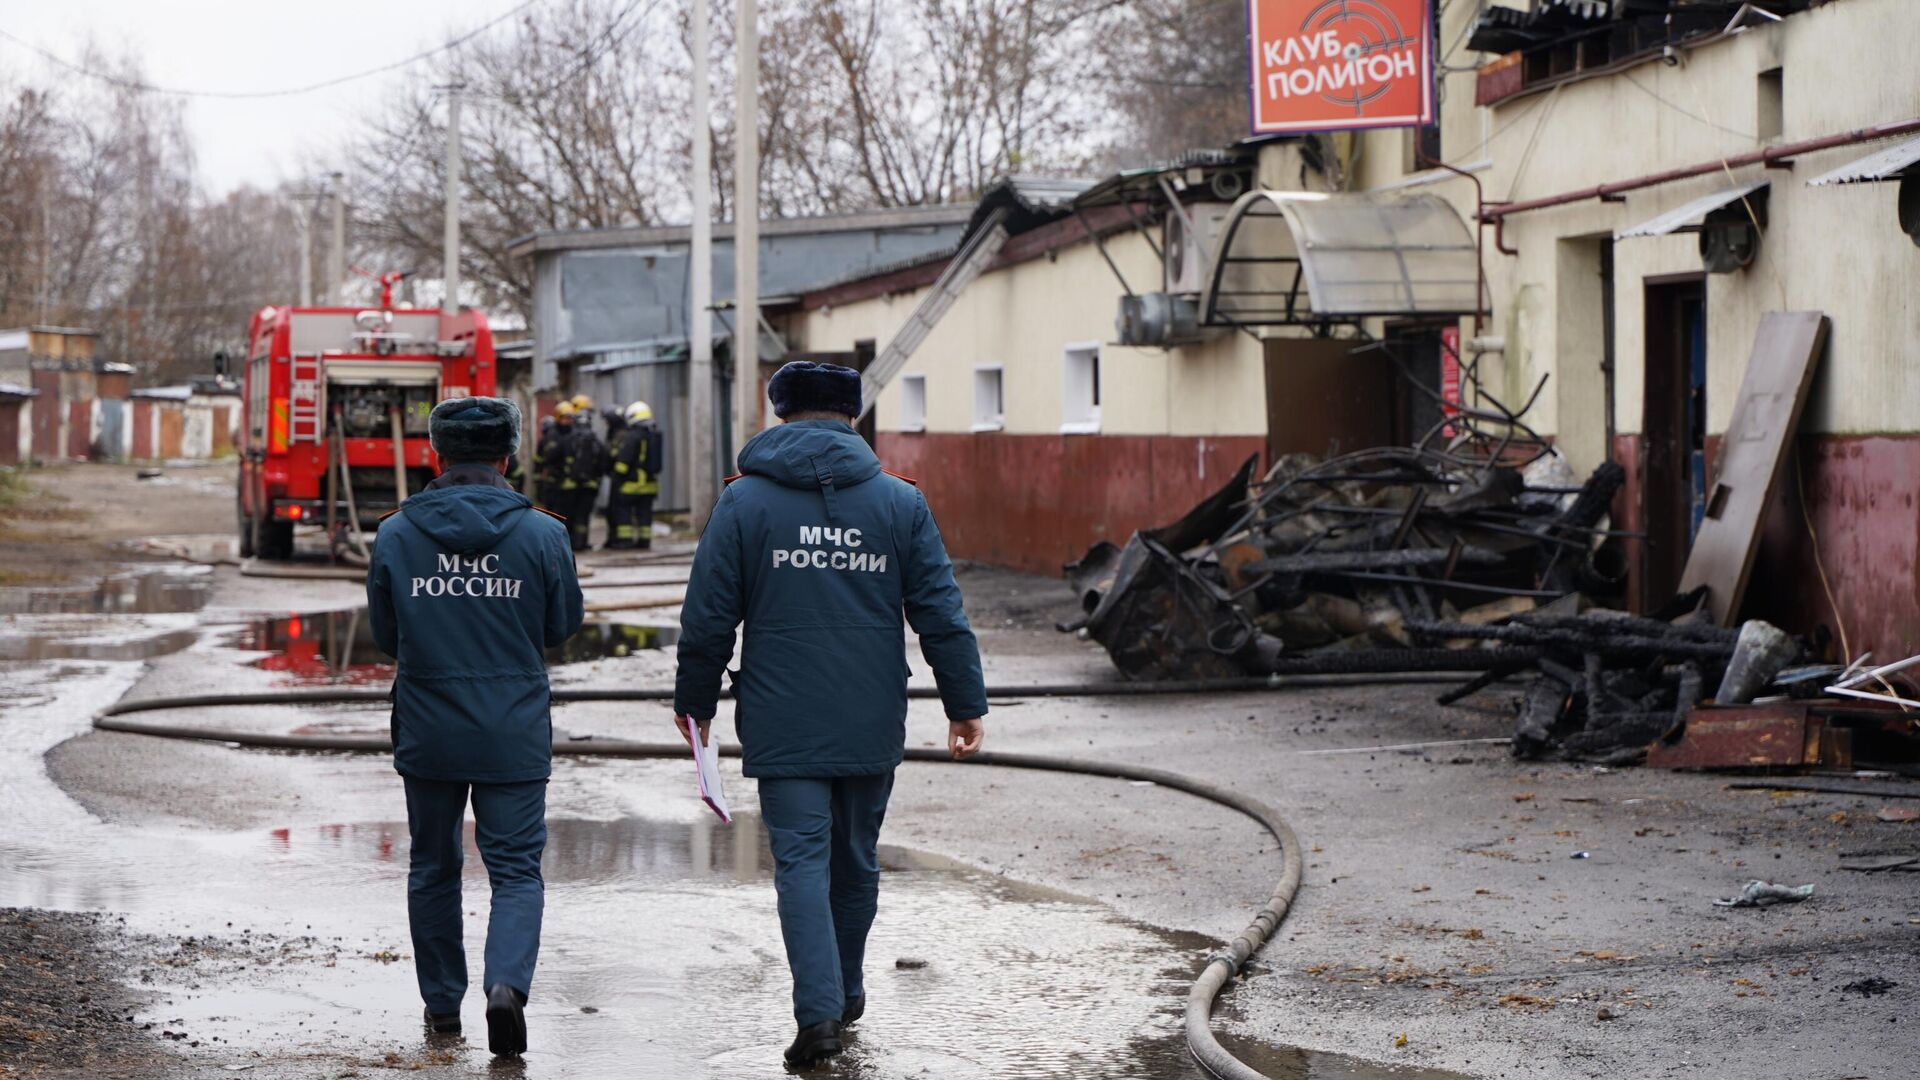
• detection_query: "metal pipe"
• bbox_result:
[388,406,409,504]
[688,0,718,531]
[442,84,463,312]
[732,0,761,464]
[1415,149,1489,332]
[1482,117,1920,221]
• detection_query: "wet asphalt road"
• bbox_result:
[2,551,1464,1079]
[4,463,1916,1079]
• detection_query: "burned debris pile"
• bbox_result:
[1058,447,1812,763]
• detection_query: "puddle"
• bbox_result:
[127,809,1466,1079]
[0,620,199,662]
[0,565,212,615]
[235,609,678,685]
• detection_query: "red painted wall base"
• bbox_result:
[1612,432,1920,659]
[875,432,1266,576]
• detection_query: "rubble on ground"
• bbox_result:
[1056,447,1859,765]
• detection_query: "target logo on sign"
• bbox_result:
[1246,0,1434,134]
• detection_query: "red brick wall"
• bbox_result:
[874,432,1266,575]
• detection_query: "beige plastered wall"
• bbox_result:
[793,229,1269,438]
[1319,0,1920,478]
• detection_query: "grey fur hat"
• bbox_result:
[428,396,521,462]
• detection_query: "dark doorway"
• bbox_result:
[1641,277,1708,610]
[1383,321,1452,447]
[1263,338,1396,463]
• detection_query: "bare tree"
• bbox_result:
[0,51,300,382]
[1089,0,1251,165]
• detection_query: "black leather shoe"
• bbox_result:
[484,984,527,1057]
[783,1019,843,1067]
[423,1006,461,1034]
[840,995,864,1026]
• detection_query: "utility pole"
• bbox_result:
[688,0,718,529]
[38,169,50,323]
[290,188,322,306]
[295,210,313,306]
[326,172,347,306]
[732,0,760,464]
[442,84,464,312]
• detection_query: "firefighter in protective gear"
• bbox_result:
[598,408,628,547]
[559,403,606,552]
[605,400,663,550]
[533,406,573,513]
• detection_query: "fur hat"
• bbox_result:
[428,396,521,462]
[768,360,861,419]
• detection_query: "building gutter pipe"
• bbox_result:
[1481,117,1920,222]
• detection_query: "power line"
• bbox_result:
[0,0,541,100]
[1620,72,1757,140]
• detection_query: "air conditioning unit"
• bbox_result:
[1116,292,1200,347]
[1698,191,1766,274]
[1162,203,1234,295]
[1699,222,1759,274]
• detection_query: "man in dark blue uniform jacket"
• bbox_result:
[674,361,988,1067]
[367,396,584,1057]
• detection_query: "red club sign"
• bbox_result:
[1246,0,1435,134]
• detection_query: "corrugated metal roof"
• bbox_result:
[508,203,973,260]
[1616,181,1767,238]
[1807,136,1920,186]
[963,175,1101,241]
[132,386,193,401]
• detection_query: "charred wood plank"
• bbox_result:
[1246,546,1504,575]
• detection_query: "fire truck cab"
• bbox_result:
[236,303,497,560]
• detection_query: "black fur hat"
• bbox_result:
[428,396,521,462]
[767,360,861,420]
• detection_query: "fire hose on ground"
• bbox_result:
[85,676,1449,1078]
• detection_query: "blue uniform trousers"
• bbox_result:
[401,777,548,1015]
[757,772,895,1027]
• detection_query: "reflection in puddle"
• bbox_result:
[234,609,679,685]
[0,621,198,662]
[0,565,212,615]
[154,812,1467,1080]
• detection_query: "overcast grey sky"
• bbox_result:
[2,0,518,194]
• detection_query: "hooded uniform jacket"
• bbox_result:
[368,465,585,783]
[674,421,987,778]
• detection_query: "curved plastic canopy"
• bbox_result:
[1202,190,1482,325]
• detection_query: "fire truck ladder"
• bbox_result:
[289,353,324,445]
[857,209,1009,421]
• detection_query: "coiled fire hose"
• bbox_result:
[93,676,1434,1077]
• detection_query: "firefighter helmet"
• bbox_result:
[570,393,594,411]
[625,400,654,424]
[553,401,577,419]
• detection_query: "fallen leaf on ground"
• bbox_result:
[1498,993,1555,1009]
[1513,793,1536,803]
[1876,806,1920,823]
[1394,1032,1408,1048]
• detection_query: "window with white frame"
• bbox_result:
[1062,343,1100,433]
[899,374,927,432]
[972,366,1004,432]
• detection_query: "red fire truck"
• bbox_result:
[233,289,497,559]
